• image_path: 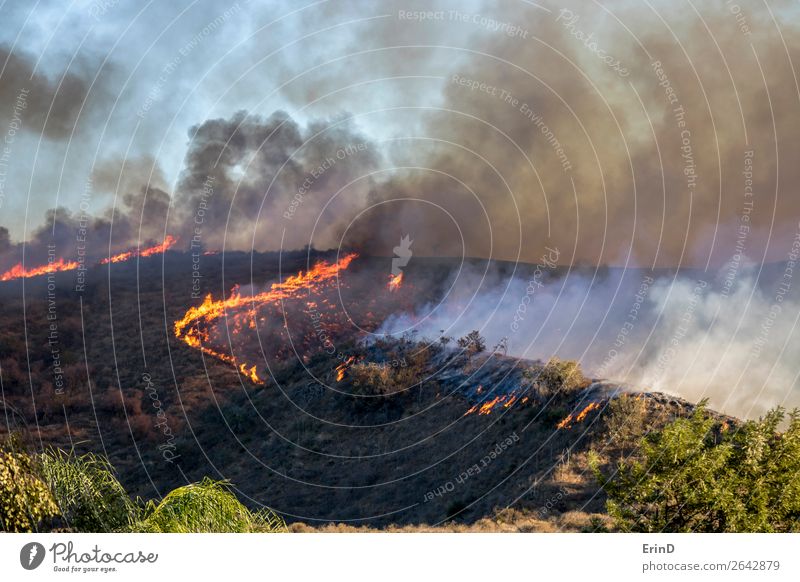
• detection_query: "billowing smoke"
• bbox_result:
[0,168,171,272]
[173,110,381,252]
[0,108,380,270]
[0,45,99,140]
[3,0,799,266]
[331,0,800,267]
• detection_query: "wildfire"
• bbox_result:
[239,363,262,384]
[464,391,525,416]
[387,272,404,291]
[335,356,356,382]
[556,401,602,429]
[101,235,178,264]
[0,257,80,281]
[173,253,358,383]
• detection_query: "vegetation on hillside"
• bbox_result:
[0,445,58,532]
[591,400,800,532]
[0,439,286,533]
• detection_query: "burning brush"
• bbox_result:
[173,253,358,383]
[0,236,178,281]
[0,257,80,282]
[101,235,178,264]
[387,271,404,291]
[556,401,602,430]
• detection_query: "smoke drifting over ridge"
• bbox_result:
[329,0,800,268]
[378,257,800,419]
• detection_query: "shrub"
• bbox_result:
[603,394,647,449]
[133,478,285,533]
[457,330,486,355]
[591,403,800,532]
[351,363,398,397]
[525,358,588,399]
[0,449,58,532]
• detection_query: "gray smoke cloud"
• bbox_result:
[0,45,101,140]
[2,0,799,267]
[323,0,800,268]
[173,110,382,252]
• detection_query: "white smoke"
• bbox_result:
[378,259,800,419]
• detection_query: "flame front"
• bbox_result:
[0,257,80,281]
[102,235,178,264]
[464,389,524,416]
[556,401,601,429]
[174,253,358,383]
[387,272,404,291]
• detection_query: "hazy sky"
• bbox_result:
[1,0,798,268]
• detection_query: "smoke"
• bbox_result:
[329,0,800,267]
[173,110,381,252]
[0,45,100,140]
[3,0,799,266]
[378,253,800,419]
[0,174,171,271]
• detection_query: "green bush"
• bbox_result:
[0,444,286,534]
[133,478,285,533]
[603,394,648,449]
[457,330,486,355]
[591,403,800,532]
[0,449,58,532]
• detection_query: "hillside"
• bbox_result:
[0,251,741,530]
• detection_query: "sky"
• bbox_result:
[1,0,799,269]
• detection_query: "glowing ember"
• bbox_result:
[556,401,601,429]
[0,257,80,281]
[174,253,358,383]
[387,272,404,291]
[101,235,178,264]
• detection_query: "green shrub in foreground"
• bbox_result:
[0,449,58,532]
[591,403,800,532]
[0,440,286,533]
[133,478,285,533]
[39,448,137,532]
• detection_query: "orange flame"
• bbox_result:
[0,257,80,281]
[464,390,527,416]
[387,272,404,291]
[174,253,358,383]
[101,235,178,264]
[239,363,262,384]
[335,356,356,382]
[556,401,601,429]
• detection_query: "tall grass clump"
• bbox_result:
[132,478,286,533]
[38,448,138,532]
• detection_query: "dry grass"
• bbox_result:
[289,508,613,533]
